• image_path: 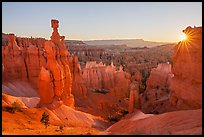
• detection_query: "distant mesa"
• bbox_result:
[84,39,170,48]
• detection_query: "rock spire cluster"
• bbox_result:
[38,19,74,108]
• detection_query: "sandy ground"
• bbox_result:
[2,92,109,135]
[2,106,108,135]
[2,93,40,108]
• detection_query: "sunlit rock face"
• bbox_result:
[71,61,131,99]
[24,42,46,89]
[16,37,46,89]
[169,26,202,110]
[81,61,131,98]
[146,63,172,88]
[68,55,88,97]
[69,61,131,119]
[2,34,46,89]
[128,81,140,113]
[69,60,130,97]
[38,19,74,109]
[2,34,27,82]
[140,63,177,114]
[2,20,75,109]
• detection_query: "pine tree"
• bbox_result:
[40,112,50,128]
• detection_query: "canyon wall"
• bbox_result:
[2,34,46,89]
[169,26,202,109]
[140,63,177,114]
[81,61,131,98]
[68,55,88,97]
[70,61,132,119]
[2,34,28,82]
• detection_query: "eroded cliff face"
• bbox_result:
[70,61,132,119]
[81,62,131,98]
[68,55,88,98]
[2,34,46,89]
[2,34,28,82]
[140,63,177,114]
[169,26,202,109]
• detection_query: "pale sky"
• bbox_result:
[2,2,202,43]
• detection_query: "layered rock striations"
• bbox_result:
[38,19,74,108]
[169,26,202,109]
[68,55,88,97]
[2,34,27,82]
[2,34,46,89]
[2,20,75,108]
[70,61,132,119]
[81,61,131,98]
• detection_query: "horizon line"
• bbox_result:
[2,32,177,44]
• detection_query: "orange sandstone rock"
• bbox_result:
[169,26,202,109]
[140,63,176,114]
[2,34,47,90]
[50,19,61,45]
[128,82,140,113]
[2,34,27,81]
[38,20,74,108]
[38,67,55,105]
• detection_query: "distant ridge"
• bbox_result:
[2,32,172,48]
[84,39,171,47]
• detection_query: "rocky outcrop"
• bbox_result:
[2,34,46,89]
[81,61,131,98]
[68,55,88,97]
[37,19,74,109]
[169,26,202,109]
[69,61,131,119]
[128,81,140,113]
[145,63,172,91]
[2,34,27,82]
[24,43,46,89]
[2,20,74,109]
[140,63,176,114]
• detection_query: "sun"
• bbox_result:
[180,33,187,41]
